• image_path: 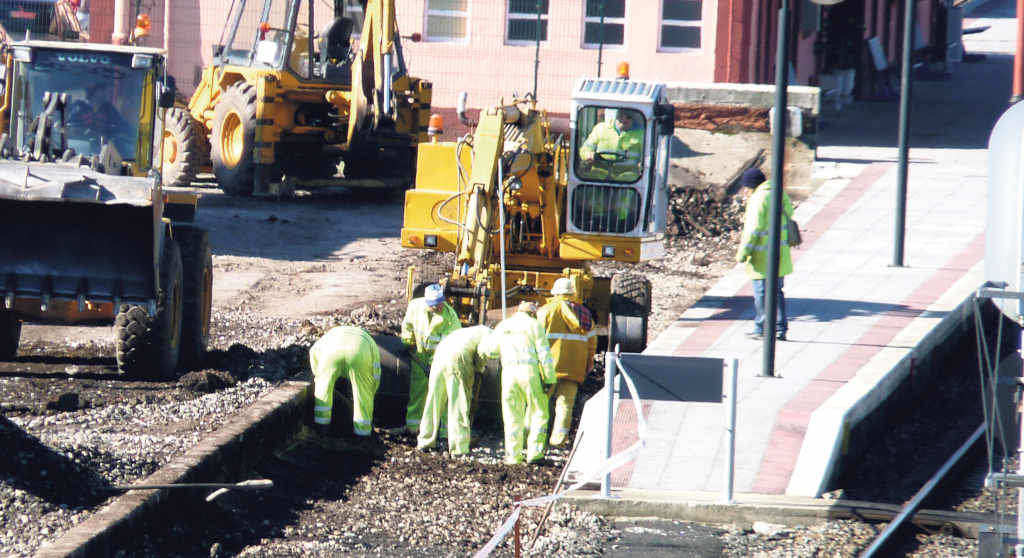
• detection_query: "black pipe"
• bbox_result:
[893,0,916,267]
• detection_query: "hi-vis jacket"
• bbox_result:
[736,181,795,280]
[538,296,596,384]
[400,298,462,356]
[481,311,556,385]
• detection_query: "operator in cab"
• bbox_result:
[578,108,644,182]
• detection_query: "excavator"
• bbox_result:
[400,71,675,354]
[164,0,431,195]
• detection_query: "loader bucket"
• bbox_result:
[0,166,158,324]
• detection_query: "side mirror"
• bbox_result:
[655,103,675,136]
[158,84,175,108]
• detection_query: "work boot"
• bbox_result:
[746,328,763,339]
[776,331,787,341]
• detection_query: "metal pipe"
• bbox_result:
[533,1,541,99]
[383,53,393,117]
[308,0,315,81]
[860,423,985,557]
[723,358,738,504]
[601,350,615,498]
[597,1,605,77]
[112,0,129,44]
[763,0,790,377]
[499,165,508,320]
[893,0,916,266]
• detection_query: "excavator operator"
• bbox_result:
[578,108,643,183]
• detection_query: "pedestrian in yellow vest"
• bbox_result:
[735,168,794,340]
[538,278,596,447]
[400,283,461,433]
[481,301,556,464]
[417,325,491,456]
[308,326,381,437]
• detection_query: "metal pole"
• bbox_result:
[763,0,790,377]
[1018,329,1024,557]
[112,0,129,44]
[601,350,615,498]
[163,0,170,52]
[597,1,605,77]
[533,1,542,99]
[893,0,916,267]
[723,358,738,504]
[1013,0,1024,104]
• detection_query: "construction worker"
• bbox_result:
[308,325,381,437]
[579,109,644,182]
[736,167,794,340]
[400,283,461,434]
[538,278,596,447]
[417,325,492,455]
[481,301,556,464]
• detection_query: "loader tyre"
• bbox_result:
[0,311,21,360]
[176,226,212,370]
[116,240,184,379]
[608,273,651,354]
[211,82,258,196]
[162,107,200,188]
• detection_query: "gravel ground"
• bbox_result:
[0,183,1011,557]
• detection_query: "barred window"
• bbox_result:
[426,0,469,42]
[571,185,641,234]
[659,0,701,50]
[583,0,625,48]
[507,0,548,44]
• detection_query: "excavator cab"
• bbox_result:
[217,0,366,83]
[566,78,674,242]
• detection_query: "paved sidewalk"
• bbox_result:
[567,0,1014,499]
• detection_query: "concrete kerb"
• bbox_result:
[35,381,310,558]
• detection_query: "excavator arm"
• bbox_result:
[347,0,403,145]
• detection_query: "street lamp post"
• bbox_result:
[762,0,791,377]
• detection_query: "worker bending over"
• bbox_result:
[482,301,556,464]
[417,325,492,456]
[401,283,461,434]
[309,325,381,437]
[538,278,596,447]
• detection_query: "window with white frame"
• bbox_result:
[426,0,469,42]
[583,0,625,48]
[659,0,701,50]
[507,0,548,44]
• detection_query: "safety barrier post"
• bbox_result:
[602,350,616,498]
[514,510,521,558]
[723,358,738,504]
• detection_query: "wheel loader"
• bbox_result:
[0,40,214,379]
[165,0,431,195]
[401,76,675,354]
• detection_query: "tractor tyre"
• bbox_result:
[211,82,258,196]
[175,225,213,371]
[0,311,21,360]
[608,273,651,354]
[116,239,184,379]
[161,107,200,188]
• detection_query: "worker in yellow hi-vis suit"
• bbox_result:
[417,325,491,455]
[481,301,556,464]
[538,277,597,447]
[400,283,462,434]
[309,325,381,437]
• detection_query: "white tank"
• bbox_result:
[985,101,1024,322]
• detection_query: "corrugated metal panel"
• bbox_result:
[575,78,660,104]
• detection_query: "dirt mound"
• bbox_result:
[674,103,769,132]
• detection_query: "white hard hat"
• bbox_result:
[518,301,538,315]
[551,278,575,296]
[424,284,445,307]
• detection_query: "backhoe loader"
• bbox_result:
[165,0,431,195]
[401,76,675,353]
[0,40,213,379]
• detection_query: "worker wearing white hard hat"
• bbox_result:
[309,325,381,437]
[417,325,492,456]
[481,300,556,464]
[400,283,461,434]
[538,277,597,447]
